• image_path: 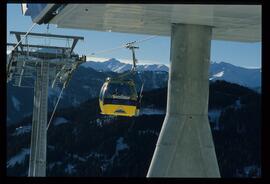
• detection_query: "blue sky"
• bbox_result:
[7,4,261,68]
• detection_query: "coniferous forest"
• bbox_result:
[6,80,261,177]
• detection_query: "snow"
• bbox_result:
[64,140,128,174]
[244,166,255,175]
[82,85,90,89]
[64,164,76,174]
[73,138,129,173]
[72,97,80,106]
[140,108,165,115]
[48,161,62,170]
[138,129,159,136]
[143,65,149,69]
[12,96,21,111]
[110,137,129,162]
[96,118,103,127]
[48,87,61,98]
[86,152,105,159]
[81,59,169,73]
[12,125,31,136]
[64,152,88,162]
[234,99,242,110]
[73,154,87,162]
[243,165,261,177]
[116,137,129,152]
[157,64,163,68]
[138,64,169,72]
[113,64,130,73]
[208,109,222,122]
[53,117,69,126]
[96,116,117,127]
[213,71,224,78]
[236,165,261,177]
[210,62,261,88]
[208,109,222,131]
[100,163,109,173]
[7,148,30,168]
[48,145,55,150]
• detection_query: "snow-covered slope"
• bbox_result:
[7,148,30,168]
[210,62,261,88]
[82,59,261,88]
[82,58,169,73]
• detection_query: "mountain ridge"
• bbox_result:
[82,58,169,73]
[82,58,261,88]
[7,58,260,124]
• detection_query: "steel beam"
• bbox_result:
[7,43,70,50]
[28,61,49,177]
[10,31,84,40]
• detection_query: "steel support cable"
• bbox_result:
[90,35,157,56]
[46,35,157,130]
[7,23,37,81]
[46,23,73,131]
[46,85,65,130]
[10,22,37,52]
[126,35,157,46]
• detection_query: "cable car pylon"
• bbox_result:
[7,30,85,177]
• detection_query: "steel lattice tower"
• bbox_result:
[7,31,85,177]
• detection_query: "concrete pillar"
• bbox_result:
[147,24,220,177]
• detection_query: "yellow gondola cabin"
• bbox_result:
[99,77,140,117]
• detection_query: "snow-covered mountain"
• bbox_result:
[82,59,261,89]
[82,58,169,73]
[210,62,261,88]
[6,57,260,125]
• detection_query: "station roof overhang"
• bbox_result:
[24,4,261,42]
